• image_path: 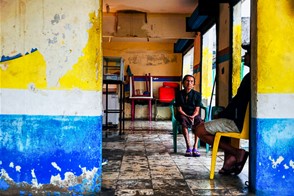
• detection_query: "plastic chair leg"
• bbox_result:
[173,124,178,153]
[205,143,210,153]
[210,133,222,179]
[197,140,210,153]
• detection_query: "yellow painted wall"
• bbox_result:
[232,25,242,96]
[202,47,213,100]
[257,1,294,93]
[59,12,102,90]
[0,1,102,91]
[232,2,242,96]
[0,51,47,89]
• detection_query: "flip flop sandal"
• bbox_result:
[185,149,193,157]
[219,167,236,175]
[234,151,249,175]
[192,148,201,157]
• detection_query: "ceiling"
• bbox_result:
[102,0,198,43]
[102,0,198,14]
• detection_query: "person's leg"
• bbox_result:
[182,126,191,150]
[192,116,202,150]
[191,116,203,157]
[192,136,199,150]
[219,153,236,174]
[194,123,214,146]
[176,114,193,156]
[182,126,192,156]
[192,135,201,157]
[195,124,247,169]
[220,138,234,172]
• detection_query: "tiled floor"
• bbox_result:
[101,121,252,196]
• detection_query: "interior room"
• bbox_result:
[102,0,196,121]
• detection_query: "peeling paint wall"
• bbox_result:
[0,0,103,194]
[103,12,195,39]
[103,42,180,76]
[232,2,242,96]
[250,0,294,194]
[201,25,216,106]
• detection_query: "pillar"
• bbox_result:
[0,0,103,194]
[250,0,294,194]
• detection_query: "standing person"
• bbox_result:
[194,44,251,175]
[175,74,203,157]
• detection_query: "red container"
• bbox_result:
[163,82,179,88]
[159,86,175,103]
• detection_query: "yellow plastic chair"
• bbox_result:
[209,104,250,179]
[170,99,210,153]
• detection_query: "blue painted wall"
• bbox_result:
[0,115,102,194]
[250,118,294,195]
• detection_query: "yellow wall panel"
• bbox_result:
[258,1,294,93]
[232,25,242,96]
[0,51,47,89]
[59,12,102,91]
[202,47,213,99]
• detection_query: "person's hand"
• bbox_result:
[188,116,194,124]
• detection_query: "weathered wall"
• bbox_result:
[217,3,230,107]
[0,0,103,194]
[232,2,242,96]
[193,33,201,92]
[201,29,214,105]
[103,13,195,40]
[250,0,294,194]
[103,41,182,119]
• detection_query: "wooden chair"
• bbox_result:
[129,74,153,121]
[209,104,250,179]
[170,100,210,153]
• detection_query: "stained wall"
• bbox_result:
[193,34,201,92]
[217,3,231,107]
[0,0,103,194]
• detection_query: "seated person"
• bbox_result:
[194,44,251,175]
[175,74,203,157]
